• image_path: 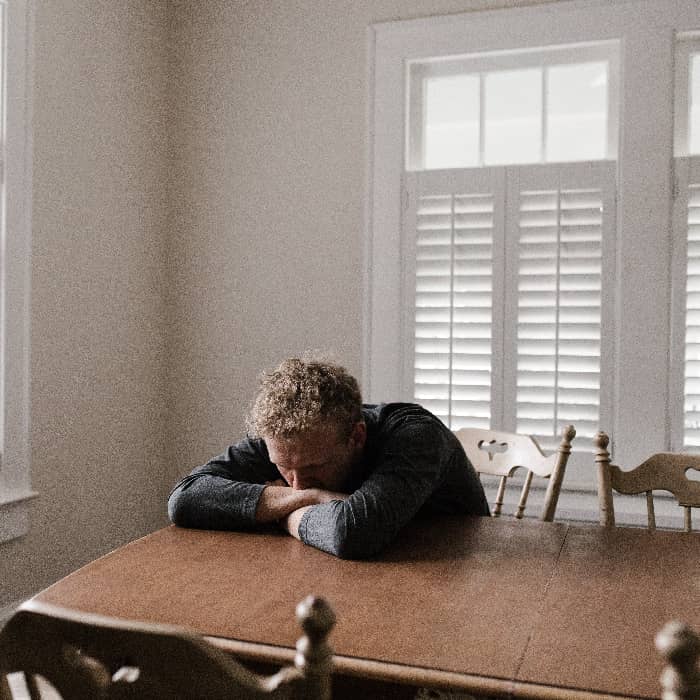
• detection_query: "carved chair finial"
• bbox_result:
[656,621,700,700]
[294,595,335,699]
[561,424,577,444]
[594,431,610,452]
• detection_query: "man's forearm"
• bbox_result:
[279,506,313,540]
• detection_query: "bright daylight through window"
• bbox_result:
[405,43,617,451]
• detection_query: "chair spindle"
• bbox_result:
[647,490,656,531]
[493,477,507,517]
[516,470,534,519]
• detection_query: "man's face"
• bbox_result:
[265,422,366,492]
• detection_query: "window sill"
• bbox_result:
[0,490,38,544]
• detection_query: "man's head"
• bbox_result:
[246,357,366,491]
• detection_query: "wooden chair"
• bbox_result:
[594,432,700,531]
[453,424,576,522]
[656,621,700,700]
[0,595,335,700]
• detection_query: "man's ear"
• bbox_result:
[350,421,367,450]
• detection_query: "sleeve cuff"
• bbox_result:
[245,482,267,521]
[297,506,314,543]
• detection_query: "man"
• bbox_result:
[168,357,490,559]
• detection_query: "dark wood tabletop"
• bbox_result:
[33,517,699,699]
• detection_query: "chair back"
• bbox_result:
[454,424,576,521]
[595,431,700,531]
[0,596,335,700]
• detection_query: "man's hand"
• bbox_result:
[254,480,348,524]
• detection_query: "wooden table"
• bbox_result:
[33,517,700,699]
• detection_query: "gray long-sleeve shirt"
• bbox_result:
[168,403,490,559]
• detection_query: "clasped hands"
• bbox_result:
[255,479,348,540]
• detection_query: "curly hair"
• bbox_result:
[246,357,363,440]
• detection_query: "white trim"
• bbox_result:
[362,25,377,398]
[670,157,690,452]
[0,0,35,543]
[366,19,406,402]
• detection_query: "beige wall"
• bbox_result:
[1,0,170,605]
[1,0,556,606]
[167,0,556,473]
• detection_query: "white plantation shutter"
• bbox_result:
[404,162,615,450]
[508,163,615,450]
[404,170,505,429]
[672,156,700,449]
[687,181,700,446]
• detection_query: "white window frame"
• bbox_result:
[0,0,35,543]
[406,41,620,171]
[365,0,700,520]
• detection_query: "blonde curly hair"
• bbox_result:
[246,356,363,440]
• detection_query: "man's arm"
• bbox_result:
[279,506,312,540]
[168,447,348,532]
[258,479,348,540]
[168,437,279,530]
[293,410,457,559]
[255,481,347,520]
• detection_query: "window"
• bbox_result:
[408,43,618,170]
[672,33,700,451]
[0,0,35,543]
[366,0,700,514]
[404,43,618,454]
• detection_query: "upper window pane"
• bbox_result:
[424,75,480,169]
[484,68,541,165]
[546,62,608,162]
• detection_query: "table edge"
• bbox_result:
[207,636,648,700]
